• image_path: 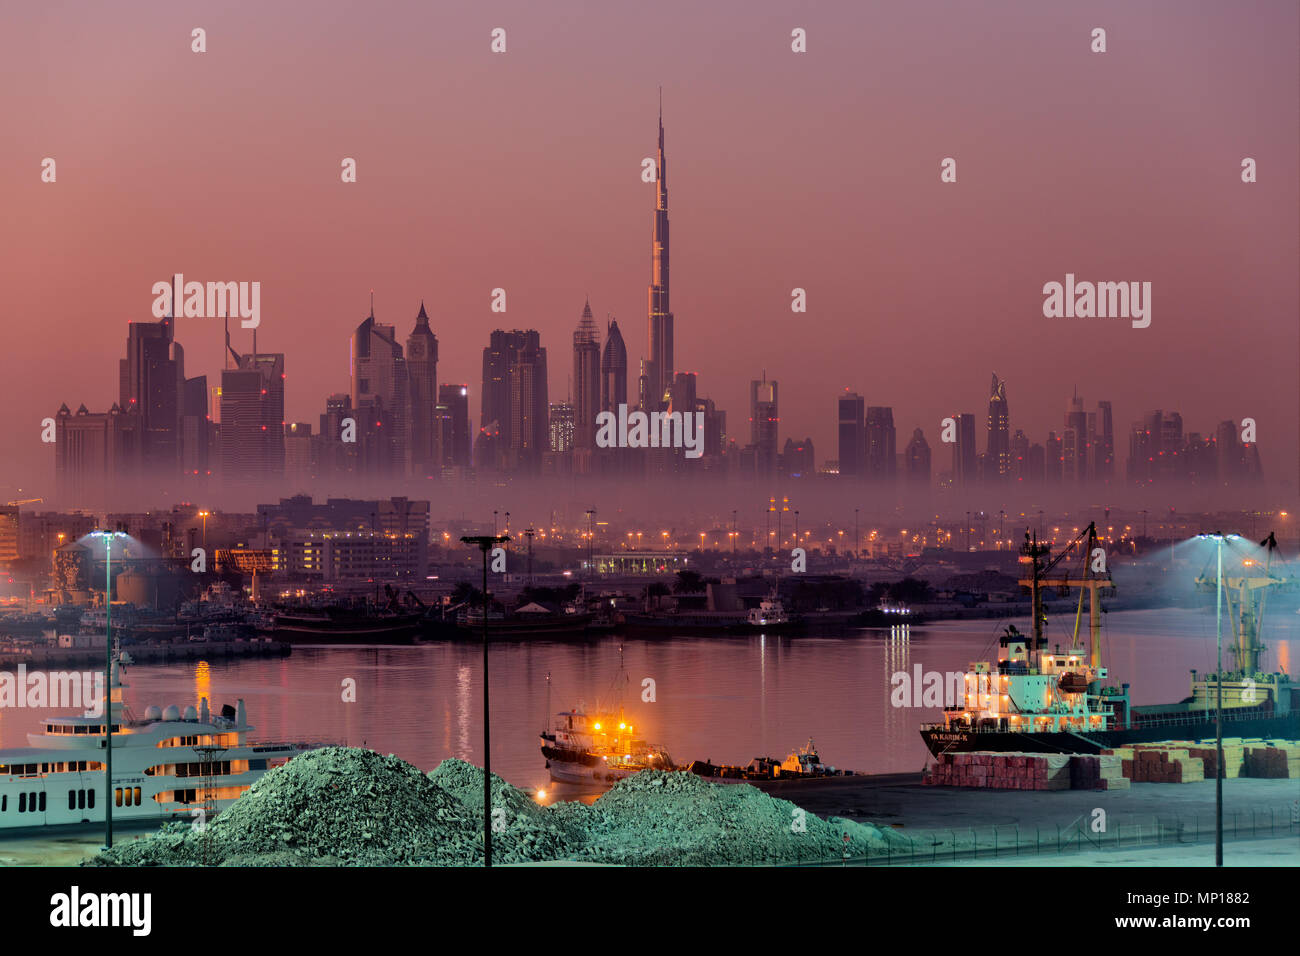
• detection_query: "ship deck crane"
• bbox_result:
[1017,522,1114,674]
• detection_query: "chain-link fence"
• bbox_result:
[769,802,1299,867]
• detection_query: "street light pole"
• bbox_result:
[105,534,114,849]
[460,533,509,867]
[1215,533,1224,867]
[92,528,127,850]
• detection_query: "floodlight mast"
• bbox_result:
[461,533,509,866]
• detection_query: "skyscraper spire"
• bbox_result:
[645,98,673,410]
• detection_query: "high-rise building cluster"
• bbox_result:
[49,108,1267,506]
[828,376,1261,492]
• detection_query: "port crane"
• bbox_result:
[1017,521,1115,676]
[1193,532,1292,675]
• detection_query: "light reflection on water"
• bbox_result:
[0,609,1291,791]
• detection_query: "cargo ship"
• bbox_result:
[920,525,1299,756]
[263,607,424,644]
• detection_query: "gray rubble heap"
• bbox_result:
[567,770,897,866]
[86,747,902,867]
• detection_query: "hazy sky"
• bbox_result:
[3,0,1297,496]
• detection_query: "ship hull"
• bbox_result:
[921,711,1300,757]
[544,759,641,785]
[264,612,423,644]
[457,615,593,640]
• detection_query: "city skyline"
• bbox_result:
[5,2,1297,500]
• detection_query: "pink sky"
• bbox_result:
[2,0,1297,496]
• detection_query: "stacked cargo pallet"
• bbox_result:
[1103,738,1300,780]
[923,752,1071,790]
[1242,741,1300,778]
[1133,749,1203,783]
[1100,745,1201,783]
[1069,754,1129,790]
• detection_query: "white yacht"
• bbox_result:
[0,650,317,831]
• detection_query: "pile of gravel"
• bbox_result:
[88,748,483,867]
[567,770,898,866]
[87,748,902,867]
[427,758,580,862]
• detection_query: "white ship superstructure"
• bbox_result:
[0,651,314,831]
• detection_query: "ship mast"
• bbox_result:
[1020,530,1050,669]
[1018,522,1112,676]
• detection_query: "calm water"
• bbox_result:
[1,608,1294,791]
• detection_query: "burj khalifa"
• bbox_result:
[642,101,673,412]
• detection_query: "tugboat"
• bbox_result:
[686,738,857,783]
[744,593,799,632]
[920,524,1299,756]
[539,650,674,784]
[539,708,675,784]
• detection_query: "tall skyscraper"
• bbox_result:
[1215,419,1241,484]
[782,437,815,477]
[1010,429,1030,483]
[405,302,440,477]
[953,413,977,486]
[437,384,471,467]
[904,428,931,486]
[865,406,897,481]
[601,317,627,413]
[572,299,601,456]
[644,105,673,410]
[1046,430,1063,483]
[284,422,314,483]
[549,402,575,453]
[749,374,779,476]
[1095,400,1114,481]
[479,330,548,472]
[220,346,285,483]
[986,374,1010,482]
[837,391,865,478]
[351,308,410,476]
[1064,390,1088,483]
[120,317,184,476]
[180,374,212,477]
[54,402,140,506]
[316,392,355,478]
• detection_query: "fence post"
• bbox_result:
[971,826,977,860]
[1056,823,1061,853]
[1016,823,1020,856]
[950,829,957,862]
[993,826,998,858]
